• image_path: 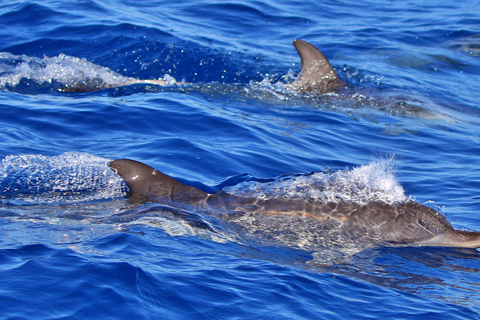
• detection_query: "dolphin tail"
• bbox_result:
[291,39,344,94]
[422,230,480,249]
[109,159,209,203]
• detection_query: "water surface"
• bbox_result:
[1,0,480,319]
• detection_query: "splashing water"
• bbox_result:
[0,52,190,93]
[224,159,408,205]
[246,70,299,100]
[0,152,126,205]
[0,52,135,90]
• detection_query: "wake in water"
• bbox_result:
[224,159,408,205]
[0,53,133,91]
[0,152,126,205]
[0,52,183,93]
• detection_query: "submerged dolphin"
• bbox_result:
[61,78,185,92]
[63,39,343,94]
[109,159,480,251]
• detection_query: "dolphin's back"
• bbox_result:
[291,39,344,94]
[206,191,457,247]
[203,192,480,250]
[109,159,209,204]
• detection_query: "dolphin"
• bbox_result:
[288,39,345,94]
[109,159,480,252]
[62,39,343,94]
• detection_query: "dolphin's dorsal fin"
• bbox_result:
[109,159,209,203]
[291,39,343,94]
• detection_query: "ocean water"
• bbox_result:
[1,0,480,319]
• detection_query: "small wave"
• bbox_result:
[224,158,407,205]
[0,152,126,205]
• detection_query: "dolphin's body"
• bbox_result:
[109,159,480,252]
[63,39,343,94]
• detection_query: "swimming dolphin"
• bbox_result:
[109,159,480,251]
[62,39,343,94]
[288,39,345,94]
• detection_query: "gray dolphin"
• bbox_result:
[62,39,343,94]
[109,159,480,251]
[288,39,345,94]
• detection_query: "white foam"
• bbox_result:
[162,74,177,86]
[224,159,407,205]
[0,52,134,89]
[0,152,126,205]
[246,70,300,100]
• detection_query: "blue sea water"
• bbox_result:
[1,0,480,319]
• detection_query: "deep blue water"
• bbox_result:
[1,0,480,319]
